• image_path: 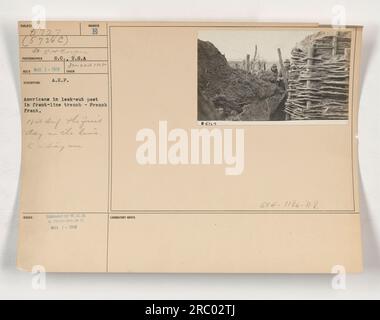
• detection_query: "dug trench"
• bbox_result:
[198,39,287,121]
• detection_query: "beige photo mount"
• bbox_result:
[17,21,363,273]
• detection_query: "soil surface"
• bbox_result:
[198,39,286,121]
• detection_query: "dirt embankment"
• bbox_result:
[198,39,285,121]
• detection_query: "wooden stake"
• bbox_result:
[277,48,288,90]
[332,32,338,56]
[306,44,314,109]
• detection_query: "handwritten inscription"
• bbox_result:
[260,200,320,210]
[65,61,108,73]
[20,25,108,153]
[21,29,69,47]
[25,113,103,152]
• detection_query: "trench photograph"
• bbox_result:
[198,29,352,121]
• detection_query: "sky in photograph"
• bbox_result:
[198,29,316,62]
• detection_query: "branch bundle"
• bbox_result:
[285,32,351,120]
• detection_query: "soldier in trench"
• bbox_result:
[270,59,291,121]
[270,64,279,82]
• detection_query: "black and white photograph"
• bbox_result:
[198,29,352,122]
